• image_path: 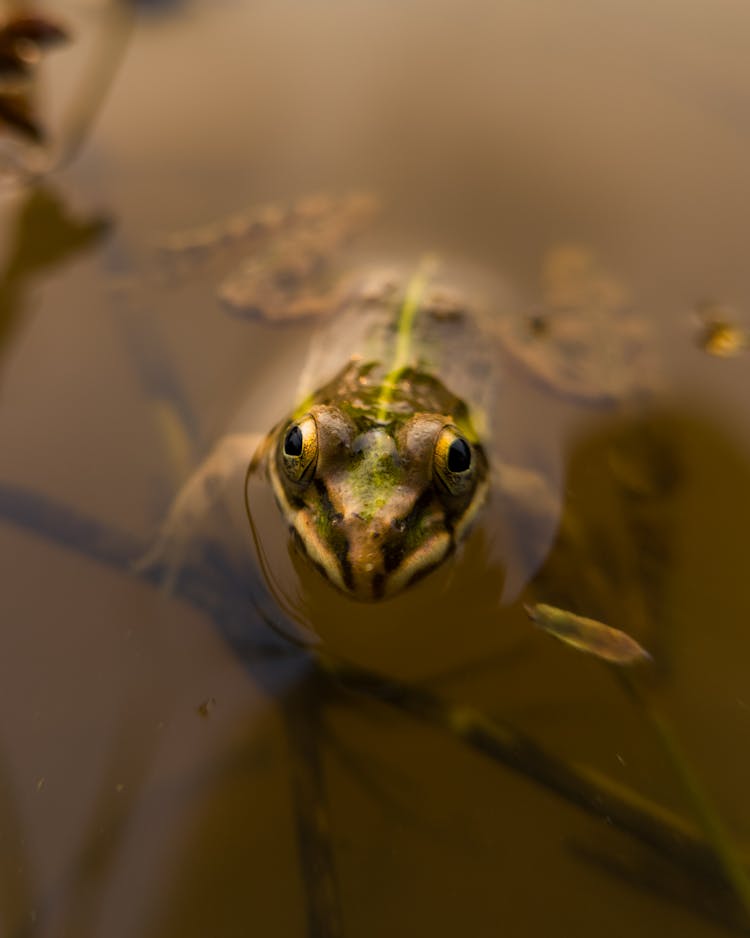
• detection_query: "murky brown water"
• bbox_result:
[0,1,749,936]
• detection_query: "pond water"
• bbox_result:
[0,1,749,936]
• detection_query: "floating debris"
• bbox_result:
[197,696,217,718]
[526,602,652,666]
[423,285,469,321]
[695,304,747,358]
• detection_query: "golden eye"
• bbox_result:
[280,414,318,484]
[433,425,475,497]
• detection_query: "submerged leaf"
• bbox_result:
[526,603,652,665]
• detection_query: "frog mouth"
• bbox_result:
[264,433,489,602]
[288,505,455,601]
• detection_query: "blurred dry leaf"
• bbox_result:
[0,12,69,141]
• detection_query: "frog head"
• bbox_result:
[266,403,488,600]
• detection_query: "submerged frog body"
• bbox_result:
[142,196,649,606]
[244,259,504,602]
[143,257,521,603]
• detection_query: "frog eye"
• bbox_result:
[280,414,318,484]
[433,425,475,497]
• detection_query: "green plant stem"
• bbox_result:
[618,671,750,919]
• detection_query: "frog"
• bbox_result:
[138,195,651,606]
[248,262,493,601]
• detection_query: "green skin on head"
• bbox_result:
[265,358,489,600]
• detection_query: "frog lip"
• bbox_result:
[340,511,450,600]
[267,433,489,601]
[291,506,454,602]
[374,530,453,599]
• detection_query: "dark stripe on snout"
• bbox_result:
[372,572,386,600]
[314,479,354,592]
[382,490,447,574]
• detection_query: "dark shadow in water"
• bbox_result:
[0,406,749,935]
[51,713,165,938]
[0,185,110,368]
[0,751,34,938]
[2,712,166,938]
[571,838,748,936]
[529,409,687,677]
[523,408,750,930]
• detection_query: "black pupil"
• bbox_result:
[284,425,303,457]
[447,437,471,473]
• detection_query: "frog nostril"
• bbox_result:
[391,517,406,533]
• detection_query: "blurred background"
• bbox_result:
[0,1,748,936]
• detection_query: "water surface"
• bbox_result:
[0,2,748,936]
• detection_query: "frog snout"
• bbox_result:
[336,513,392,598]
[338,507,427,600]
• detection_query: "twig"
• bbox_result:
[318,652,749,907]
[282,674,345,938]
[617,671,750,920]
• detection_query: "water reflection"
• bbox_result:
[0,0,749,935]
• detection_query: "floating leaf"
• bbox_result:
[526,602,652,665]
